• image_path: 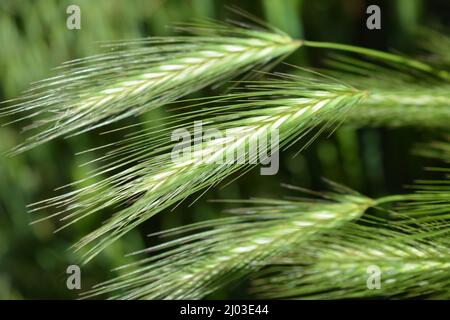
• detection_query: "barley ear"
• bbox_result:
[82,187,373,299]
[29,75,364,263]
[252,217,450,299]
[1,22,301,155]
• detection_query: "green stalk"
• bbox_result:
[303,40,450,81]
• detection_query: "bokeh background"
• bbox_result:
[0,0,448,299]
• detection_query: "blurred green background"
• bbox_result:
[0,0,448,299]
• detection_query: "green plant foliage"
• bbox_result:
[27,42,450,263]
[1,1,449,300]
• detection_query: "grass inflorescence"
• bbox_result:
[82,186,373,299]
[1,21,301,155]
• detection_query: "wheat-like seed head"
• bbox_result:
[23,39,450,265]
[252,219,450,299]
[29,76,364,263]
[81,190,373,299]
[1,22,301,154]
